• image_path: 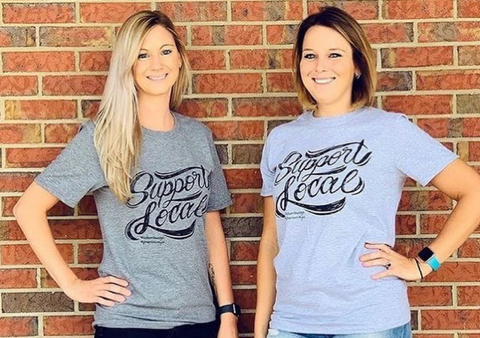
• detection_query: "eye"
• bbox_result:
[161,49,173,56]
[302,53,316,60]
[138,53,149,60]
[329,53,342,58]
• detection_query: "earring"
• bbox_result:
[355,73,361,79]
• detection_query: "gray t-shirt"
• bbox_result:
[260,107,457,334]
[36,112,232,329]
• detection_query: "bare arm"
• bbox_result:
[204,211,238,338]
[254,197,278,338]
[362,159,480,279]
[14,181,131,306]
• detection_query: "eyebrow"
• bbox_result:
[139,44,175,51]
[302,48,347,53]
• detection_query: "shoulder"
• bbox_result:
[266,112,309,142]
[361,107,410,127]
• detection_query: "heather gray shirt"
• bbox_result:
[260,108,457,334]
[36,112,232,329]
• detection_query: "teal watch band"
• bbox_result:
[418,247,441,271]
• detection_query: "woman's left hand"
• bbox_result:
[360,243,431,281]
[217,313,239,338]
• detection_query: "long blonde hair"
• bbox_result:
[94,10,189,203]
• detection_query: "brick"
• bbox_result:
[0,317,37,336]
[381,47,453,68]
[223,217,262,237]
[420,214,450,234]
[419,22,480,42]
[230,50,268,69]
[0,173,35,192]
[225,169,262,189]
[179,99,228,118]
[417,118,450,138]
[234,289,256,310]
[0,124,41,144]
[308,1,378,20]
[191,26,222,46]
[407,286,452,306]
[458,286,480,305]
[231,265,256,285]
[383,0,453,18]
[44,316,94,336]
[232,144,263,164]
[459,141,480,162]
[225,26,262,45]
[459,239,480,258]
[415,335,453,338]
[158,2,227,21]
[80,51,112,71]
[427,262,480,282]
[45,124,80,144]
[383,95,452,115]
[231,193,263,214]
[395,214,416,235]
[194,74,262,94]
[6,147,62,168]
[233,97,300,117]
[417,71,480,90]
[78,195,98,215]
[267,73,295,92]
[458,94,480,115]
[0,76,37,96]
[78,243,103,264]
[362,23,413,44]
[238,312,254,334]
[3,3,74,23]
[459,46,480,66]
[43,76,106,96]
[268,119,293,133]
[377,72,412,92]
[232,1,303,21]
[231,241,259,261]
[0,269,37,288]
[2,292,73,313]
[205,121,264,140]
[399,191,452,212]
[80,3,150,23]
[268,49,294,69]
[81,100,100,119]
[5,100,77,120]
[267,24,297,45]
[458,0,480,17]
[187,50,226,70]
[40,27,111,47]
[42,268,99,288]
[3,52,74,72]
[0,27,35,47]
[1,244,73,265]
[395,238,430,257]
[2,197,73,217]
[216,145,228,165]
[422,310,480,329]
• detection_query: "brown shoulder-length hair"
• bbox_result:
[293,6,376,111]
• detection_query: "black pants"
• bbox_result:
[94,321,218,338]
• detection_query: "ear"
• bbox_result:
[178,54,182,69]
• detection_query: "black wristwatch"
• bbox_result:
[217,303,241,317]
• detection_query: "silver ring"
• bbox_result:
[385,261,392,270]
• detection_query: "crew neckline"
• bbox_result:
[305,106,367,126]
[141,111,179,138]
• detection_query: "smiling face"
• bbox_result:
[300,25,358,112]
[133,25,182,101]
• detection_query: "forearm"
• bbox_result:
[15,207,77,289]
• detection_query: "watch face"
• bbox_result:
[418,247,434,261]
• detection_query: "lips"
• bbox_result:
[147,74,168,81]
[313,77,335,84]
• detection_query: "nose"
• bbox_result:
[150,54,164,71]
[314,56,329,73]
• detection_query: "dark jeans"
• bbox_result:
[94,321,218,338]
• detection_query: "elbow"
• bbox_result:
[13,197,26,221]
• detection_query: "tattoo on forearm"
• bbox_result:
[209,263,217,296]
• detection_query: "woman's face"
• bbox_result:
[133,25,182,100]
[300,25,358,109]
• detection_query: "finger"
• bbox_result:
[102,276,129,287]
[360,251,384,262]
[100,283,132,297]
[371,269,391,280]
[97,290,127,303]
[362,258,390,267]
[365,243,393,253]
[96,297,116,307]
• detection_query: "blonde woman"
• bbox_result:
[14,11,239,338]
[255,6,480,338]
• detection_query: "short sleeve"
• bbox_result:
[35,121,106,207]
[394,114,457,186]
[260,132,275,197]
[206,131,232,211]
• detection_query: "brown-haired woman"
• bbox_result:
[255,6,480,338]
[14,10,239,338]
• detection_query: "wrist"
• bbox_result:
[418,246,441,271]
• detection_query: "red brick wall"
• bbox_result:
[1,0,479,336]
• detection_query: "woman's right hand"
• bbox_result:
[63,276,131,307]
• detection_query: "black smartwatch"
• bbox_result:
[217,303,241,317]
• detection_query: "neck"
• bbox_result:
[137,93,174,131]
[314,101,354,118]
